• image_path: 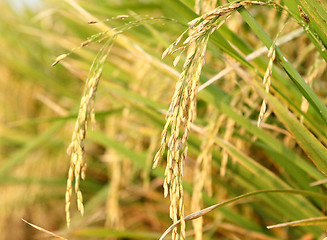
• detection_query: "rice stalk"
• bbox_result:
[219,80,244,176]
[105,151,123,230]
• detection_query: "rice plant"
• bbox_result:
[1,0,327,239]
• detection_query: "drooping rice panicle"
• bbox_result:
[57,13,182,228]
[153,2,270,239]
[65,38,114,227]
